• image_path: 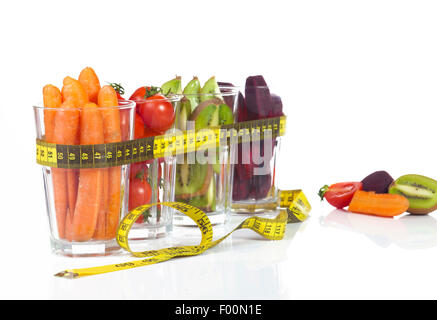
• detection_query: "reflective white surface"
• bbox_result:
[4,202,437,299]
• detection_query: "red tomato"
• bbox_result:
[130,162,148,180]
[138,94,175,132]
[319,182,362,209]
[129,173,152,223]
[134,113,146,139]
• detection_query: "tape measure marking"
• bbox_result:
[37,116,286,169]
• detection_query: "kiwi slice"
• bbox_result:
[389,174,437,214]
[190,98,221,130]
[218,103,234,125]
[175,97,191,131]
[176,163,213,199]
[188,177,216,212]
[200,76,222,102]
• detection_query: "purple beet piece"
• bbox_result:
[249,173,272,200]
[270,94,284,117]
[232,165,251,201]
[361,171,394,194]
[245,75,272,119]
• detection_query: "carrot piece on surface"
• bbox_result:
[71,103,105,241]
[98,85,122,238]
[78,67,101,103]
[348,190,409,217]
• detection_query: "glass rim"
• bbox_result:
[182,85,241,97]
[33,99,137,111]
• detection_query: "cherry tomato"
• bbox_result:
[138,94,175,132]
[129,172,152,223]
[319,182,362,209]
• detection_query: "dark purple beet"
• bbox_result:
[245,75,272,118]
[232,165,251,201]
[270,94,284,117]
[249,173,272,199]
[361,171,394,194]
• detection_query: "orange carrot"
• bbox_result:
[43,85,68,239]
[348,191,409,217]
[93,169,109,240]
[71,103,105,241]
[51,99,80,239]
[61,77,88,218]
[98,85,122,238]
[78,67,101,103]
[43,85,62,142]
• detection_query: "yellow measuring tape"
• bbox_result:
[55,189,310,279]
[36,116,286,169]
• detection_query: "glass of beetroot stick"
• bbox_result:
[225,76,285,214]
[34,80,136,256]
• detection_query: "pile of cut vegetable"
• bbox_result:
[319,171,437,217]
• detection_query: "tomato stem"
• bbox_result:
[318,185,329,201]
[144,86,161,98]
[108,82,125,95]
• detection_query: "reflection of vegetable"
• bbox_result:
[71,103,104,241]
[98,85,122,239]
[318,182,362,209]
[348,191,409,217]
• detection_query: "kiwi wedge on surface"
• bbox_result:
[176,163,213,199]
[389,174,437,214]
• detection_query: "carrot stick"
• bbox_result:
[98,85,122,239]
[71,103,105,241]
[43,85,62,142]
[51,99,80,239]
[348,191,409,217]
[61,77,88,219]
[43,84,68,239]
[78,67,101,104]
[93,169,109,239]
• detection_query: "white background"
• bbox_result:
[1,0,437,299]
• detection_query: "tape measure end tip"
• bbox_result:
[54,271,78,279]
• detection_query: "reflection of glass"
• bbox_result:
[320,209,437,250]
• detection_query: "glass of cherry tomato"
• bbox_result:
[120,86,181,240]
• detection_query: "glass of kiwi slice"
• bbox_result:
[173,77,239,226]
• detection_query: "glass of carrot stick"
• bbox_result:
[34,68,136,256]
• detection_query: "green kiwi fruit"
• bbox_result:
[183,76,201,112]
[188,177,216,212]
[200,76,222,102]
[218,103,234,125]
[190,98,221,130]
[161,76,182,95]
[389,174,437,215]
[175,97,191,131]
[176,163,213,199]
